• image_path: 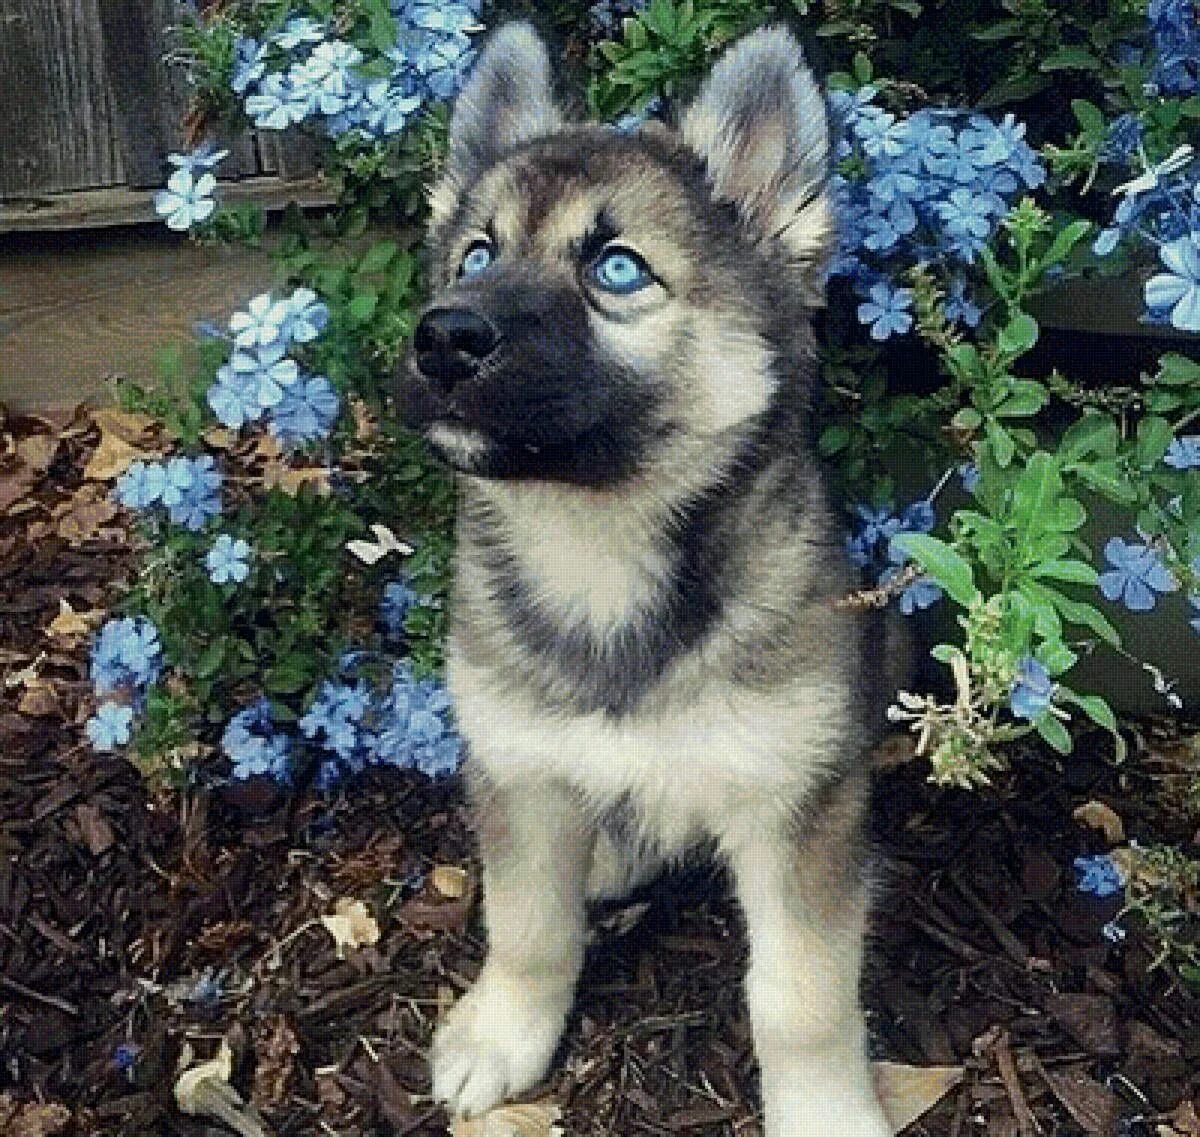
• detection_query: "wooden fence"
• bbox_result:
[0,0,329,231]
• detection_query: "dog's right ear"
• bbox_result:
[431,23,561,220]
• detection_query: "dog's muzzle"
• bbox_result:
[412,306,500,393]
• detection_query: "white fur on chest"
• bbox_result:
[449,650,850,852]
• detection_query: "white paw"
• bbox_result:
[430,968,569,1117]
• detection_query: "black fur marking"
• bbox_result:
[468,423,775,718]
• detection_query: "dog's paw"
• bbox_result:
[430,968,569,1118]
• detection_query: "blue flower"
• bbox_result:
[1009,656,1053,720]
[231,36,268,94]
[206,534,251,584]
[268,375,339,445]
[1145,234,1200,332]
[958,462,981,492]
[115,461,167,509]
[272,16,326,51]
[153,169,216,231]
[229,292,289,350]
[381,579,424,634]
[112,1042,140,1071]
[880,566,943,614]
[227,345,299,409]
[295,40,364,115]
[207,364,266,430]
[1073,853,1125,898]
[222,699,291,782]
[86,702,134,750]
[166,455,222,531]
[1101,114,1144,165]
[1191,593,1200,635]
[1098,536,1178,611]
[945,275,982,327]
[1165,435,1200,469]
[373,665,462,778]
[857,283,914,340]
[899,499,936,534]
[91,617,162,693]
[357,79,424,136]
[166,144,229,173]
[300,680,373,762]
[281,288,330,343]
[245,73,313,129]
[158,457,195,508]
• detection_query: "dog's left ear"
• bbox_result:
[431,23,561,220]
[681,26,831,266]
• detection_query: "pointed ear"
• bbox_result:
[431,23,561,217]
[680,27,832,266]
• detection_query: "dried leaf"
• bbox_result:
[175,1041,267,1137]
[251,1014,300,1110]
[74,804,115,856]
[1040,1064,1122,1136]
[0,1094,72,1137]
[1072,801,1125,845]
[46,599,98,639]
[203,426,238,450]
[84,433,151,482]
[1169,1100,1200,1137]
[346,523,413,564]
[320,897,381,958]
[450,1101,563,1137]
[55,495,120,544]
[6,653,45,689]
[873,1061,964,1132]
[431,865,469,899]
[90,408,158,444]
[15,434,60,475]
[0,463,38,515]
[17,684,59,718]
[261,460,330,496]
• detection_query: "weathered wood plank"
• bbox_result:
[0,176,334,233]
[96,0,188,187]
[0,228,271,411]
[0,0,126,195]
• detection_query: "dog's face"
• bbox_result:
[395,23,833,487]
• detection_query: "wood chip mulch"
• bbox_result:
[1,404,1198,1137]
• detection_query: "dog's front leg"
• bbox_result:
[723,785,892,1137]
[431,773,593,1118]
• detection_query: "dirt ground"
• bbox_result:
[2,403,1198,1137]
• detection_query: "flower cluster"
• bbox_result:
[222,698,292,781]
[207,288,339,444]
[1148,0,1199,96]
[1073,853,1125,898]
[235,3,480,141]
[86,617,163,751]
[1093,143,1200,331]
[223,661,462,789]
[828,88,1045,337]
[153,145,228,231]
[380,577,433,635]
[846,497,942,613]
[115,455,223,531]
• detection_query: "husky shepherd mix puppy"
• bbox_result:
[396,21,893,1136]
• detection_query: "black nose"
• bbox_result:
[413,306,500,390]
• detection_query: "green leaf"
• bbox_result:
[195,638,225,681]
[1035,712,1072,754]
[1075,459,1139,504]
[998,313,1039,357]
[1046,593,1121,646]
[1040,46,1101,71]
[1155,352,1200,386]
[1046,496,1087,531]
[1059,689,1127,761]
[1012,451,1062,528]
[358,240,398,274]
[1033,559,1098,585]
[986,420,1016,467]
[1036,639,1078,675]
[348,291,379,322]
[1061,413,1118,462]
[1071,98,1106,134]
[1135,415,1174,468]
[890,534,978,607]
[1038,219,1091,270]
[818,423,850,455]
[994,381,1048,418]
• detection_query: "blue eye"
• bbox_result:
[460,240,494,277]
[591,246,652,294]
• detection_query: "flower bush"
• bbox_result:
[83,0,1199,821]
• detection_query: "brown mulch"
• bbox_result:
[1,404,1198,1137]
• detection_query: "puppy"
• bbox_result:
[396,22,892,1136]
